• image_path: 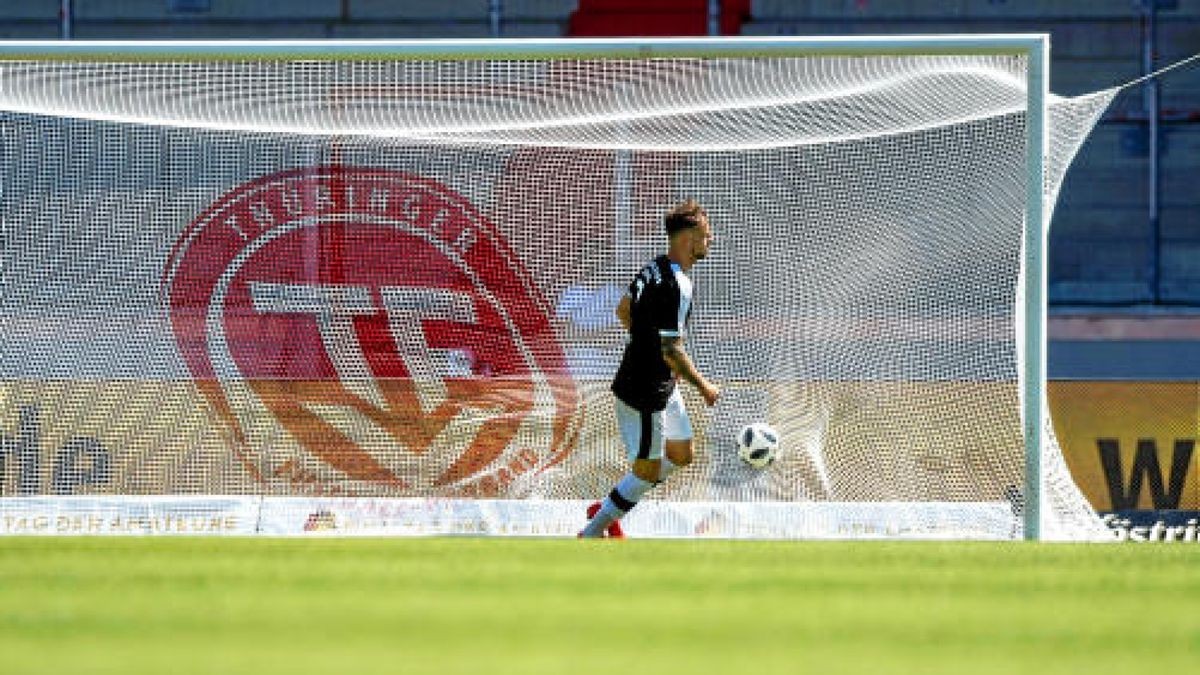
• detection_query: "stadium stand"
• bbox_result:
[736,0,1200,377]
[740,0,1200,307]
[0,0,1196,357]
[0,1,578,38]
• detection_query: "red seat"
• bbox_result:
[569,12,741,36]
[575,0,749,13]
[577,0,708,9]
[568,0,748,37]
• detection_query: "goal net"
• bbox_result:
[0,38,1115,540]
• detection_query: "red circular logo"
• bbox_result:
[164,167,581,496]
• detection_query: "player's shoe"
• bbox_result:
[607,519,625,539]
[585,501,625,539]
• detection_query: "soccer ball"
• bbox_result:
[736,422,780,469]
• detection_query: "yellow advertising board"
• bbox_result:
[2,378,1029,504]
[6,376,1195,515]
[1048,381,1200,511]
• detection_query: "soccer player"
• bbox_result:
[579,199,720,538]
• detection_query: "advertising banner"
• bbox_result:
[0,496,259,535]
[1048,381,1200,512]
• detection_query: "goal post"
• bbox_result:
[1022,35,1049,542]
[0,35,1110,540]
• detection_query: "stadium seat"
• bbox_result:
[569,0,748,36]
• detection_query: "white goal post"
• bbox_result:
[0,35,1110,540]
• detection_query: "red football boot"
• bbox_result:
[606,519,625,539]
[585,501,625,539]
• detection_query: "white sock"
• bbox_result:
[581,473,654,537]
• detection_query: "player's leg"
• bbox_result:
[660,389,693,482]
[579,399,663,538]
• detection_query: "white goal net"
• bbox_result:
[0,39,1115,540]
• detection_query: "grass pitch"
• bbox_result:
[1,538,1197,675]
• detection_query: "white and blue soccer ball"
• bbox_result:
[736,422,780,469]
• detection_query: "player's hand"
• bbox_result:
[699,381,721,407]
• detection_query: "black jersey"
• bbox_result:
[611,255,694,412]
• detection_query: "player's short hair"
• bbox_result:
[664,199,707,237]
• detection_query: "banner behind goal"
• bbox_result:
[0,37,1115,540]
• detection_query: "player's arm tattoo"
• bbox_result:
[660,335,705,389]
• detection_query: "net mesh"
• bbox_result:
[0,50,1114,539]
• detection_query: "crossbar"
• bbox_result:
[0,35,1047,62]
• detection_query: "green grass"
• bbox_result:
[1,538,1198,675]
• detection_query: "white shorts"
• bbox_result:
[614,388,693,462]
